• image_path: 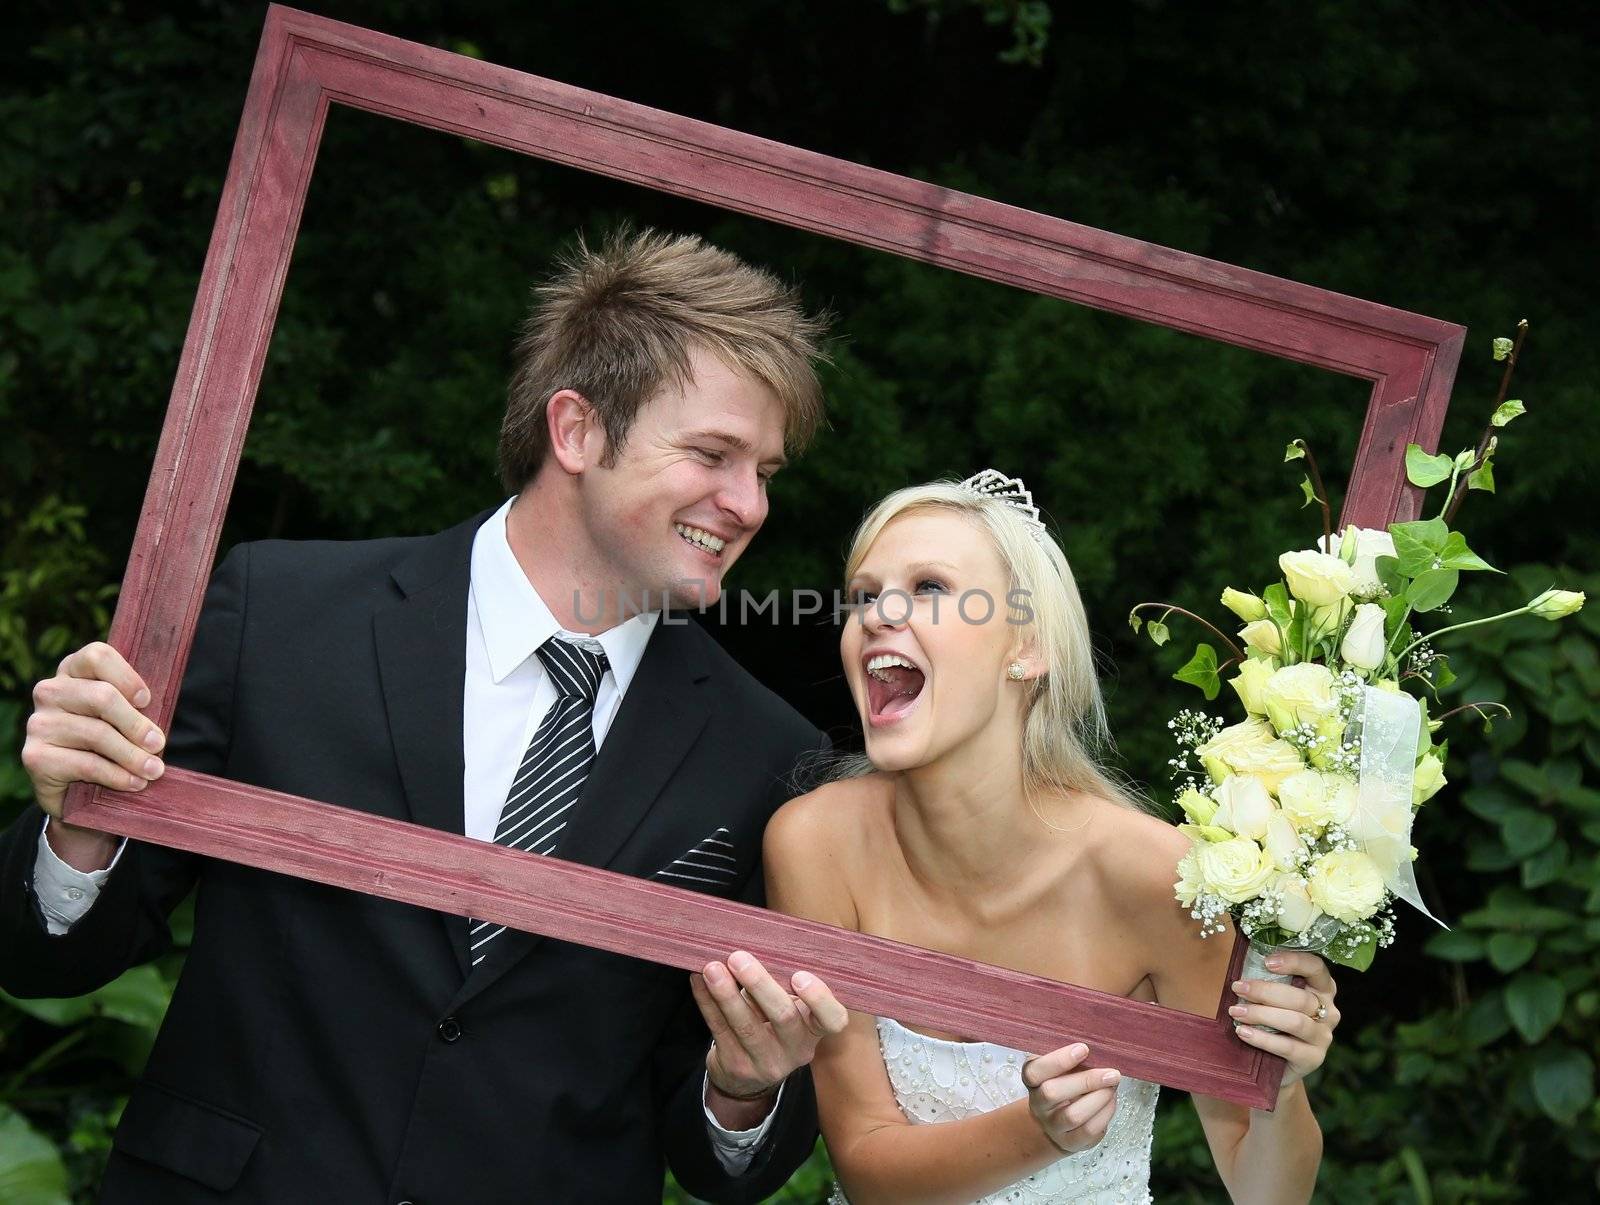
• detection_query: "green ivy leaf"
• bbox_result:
[1505,973,1566,1043]
[1491,399,1527,427]
[1492,336,1514,361]
[1407,568,1460,612]
[1374,554,1408,598]
[1172,643,1221,701]
[1431,656,1457,690]
[1439,531,1500,573]
[1299,476,1319,508]
[1530,1046,1595,1124]
[1405,444,1454,487]
[1262,583,1293,628]
[1486,932,1537,972]
[1390,518,1449,576]
[1468,452,1496,493]
[1284,441,1307,462]
[1147,620,1170,647]
[1128,612,1142,633]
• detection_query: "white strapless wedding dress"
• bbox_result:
[827,1016,1158,1204]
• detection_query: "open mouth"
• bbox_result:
[675,522,727,560]
[864,653,926,727]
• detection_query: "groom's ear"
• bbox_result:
[546,389,599,475]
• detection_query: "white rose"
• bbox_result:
[1413,752,1447,805]
[1239,620,1282,656]
[1197,837,1277,904]
[1278,769,1355,830]
[1340,603,1388,672]
[1306,850,1387,922]
[1280,550,1356,607]
[1195,717,1306,794]
[1211,774,1274,840]
[1259,662,1340,737]
[1273,873,1324,934]
[1228,657,1276,715]
[1321,526,1396,597]
[1263,810,1304,870]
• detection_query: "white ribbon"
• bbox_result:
[1346,685,1447,927]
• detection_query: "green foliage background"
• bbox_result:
[2,1,1596,1200]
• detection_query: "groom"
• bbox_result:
[3,229,847,1202]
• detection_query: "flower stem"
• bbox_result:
[1129,602,1247,662]
[1293,439,1334,552]
[1394,606,1531,664]
[1434,701,1513,725]
[1443,319,1529,526]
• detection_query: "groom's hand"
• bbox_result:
[691,949,847,1121]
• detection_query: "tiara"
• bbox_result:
[957,469,1049,543]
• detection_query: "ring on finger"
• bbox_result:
[1307,995,1329,1023]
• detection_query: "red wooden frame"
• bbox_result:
[61,4,1465,1112]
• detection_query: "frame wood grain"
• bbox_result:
[61,4,1465,1112]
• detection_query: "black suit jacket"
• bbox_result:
[0,510,826,1203]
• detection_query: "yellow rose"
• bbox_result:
[1279,550,1356,607]
[1196,717,1307,794]
[1228,657,1276,716]
[1259,663,1340,738]
[1307,850,1387,922]
[1413,752,1447,805]
[1278,769,1355,831]
[1197,837,1278,904]
[1239,620,1283,656]
[1221,587,1267,622]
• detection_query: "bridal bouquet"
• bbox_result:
[1131,325,1585,971]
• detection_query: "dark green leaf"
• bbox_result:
[1424,930,1485,962]
[1262,582,1293,628]
[1531,1046,1594,1124]
[1486,932,1537,972]
[1467,454,1496,493]
[1505,973,1566,1043]
[1374,554,1408,598]
[1326,927,1378,971]
[1462,991,1512,1046]
[1501,809,1557,858]
[0,1105,68,1205]
[1521,840,1570,890]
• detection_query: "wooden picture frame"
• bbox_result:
[60,4,1465,1111]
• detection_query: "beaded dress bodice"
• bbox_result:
[827,1016,1157,1204]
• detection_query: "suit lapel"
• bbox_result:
[451,615,712,1006]
[374,510,489,979]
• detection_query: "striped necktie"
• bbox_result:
[469,635,609,967]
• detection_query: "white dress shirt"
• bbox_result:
[33,496,780,1168]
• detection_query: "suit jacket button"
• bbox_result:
[436,1017,463,1043]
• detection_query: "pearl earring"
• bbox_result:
[1007,663,1025,681]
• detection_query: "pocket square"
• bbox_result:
[652,827,738,885]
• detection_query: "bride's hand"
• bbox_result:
[1229,950,1341,1089]
[1021,1043,1121,1155]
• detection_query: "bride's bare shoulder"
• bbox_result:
[1089,800,1191,907]
[764,773,892,869]
[763,775,891,927]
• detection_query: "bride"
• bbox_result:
[761,474,1340,1204]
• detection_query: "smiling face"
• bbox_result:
[841,508,1031,772]
[572,343,787,610]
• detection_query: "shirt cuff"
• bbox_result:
[33,816,125,936]
[703,1072,786,1175]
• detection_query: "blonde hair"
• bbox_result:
[836,479,1152,816]
[498,226,830,491]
